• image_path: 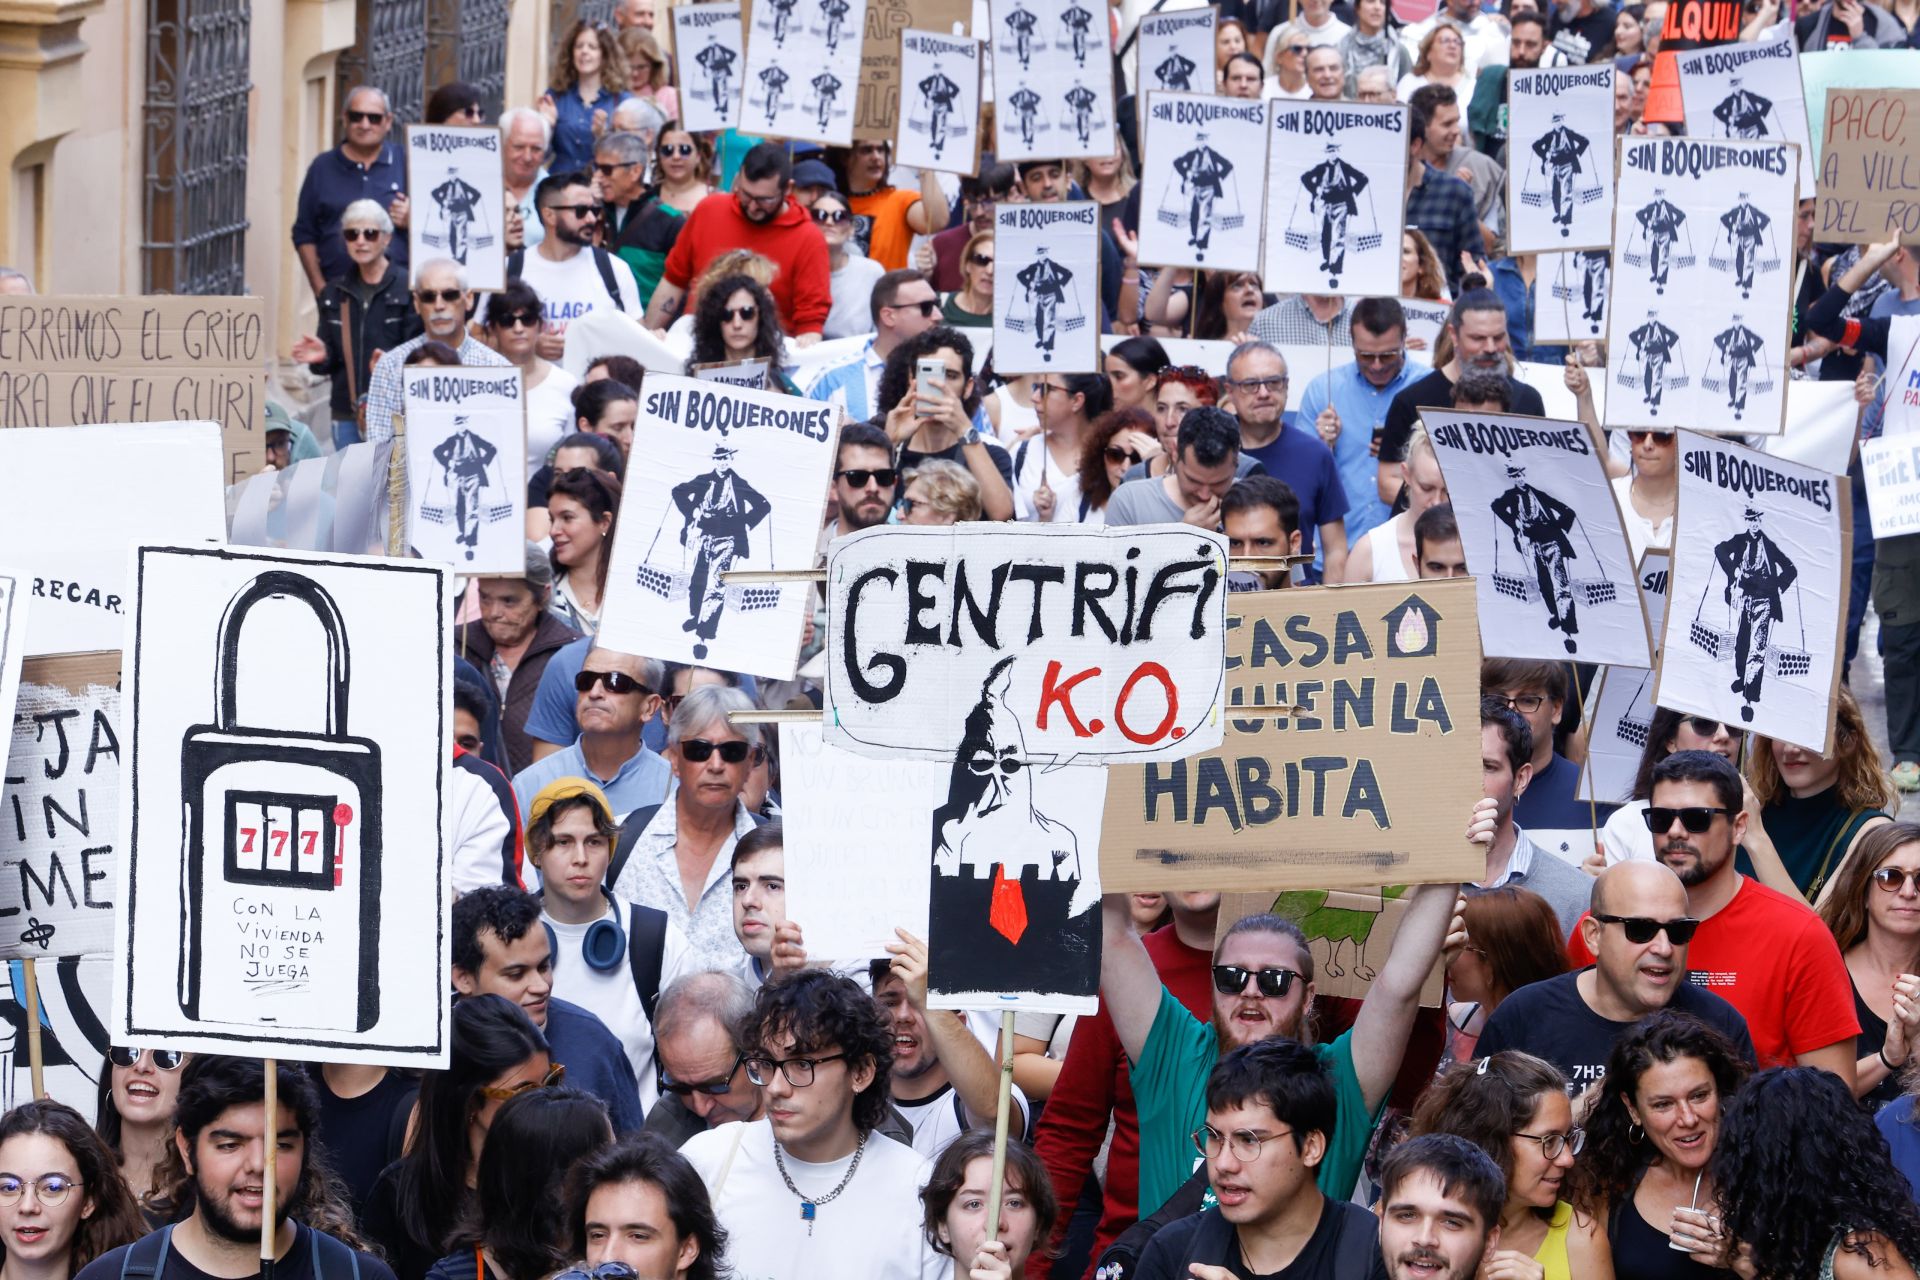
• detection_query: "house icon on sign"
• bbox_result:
[1383,594,1443,659]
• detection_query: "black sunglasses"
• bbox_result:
[110,1048,186,1070]
[1591,913,1701,945]
[1642,806,1735,834]
[1683,716,1726,738]
[969,252,995,266]
[660,1055,744,1096]
[497,309,543,329]
[1212,964,1299,998]
[836,467,898,488]
[593,161,640,175]
[342,227,384,242]
[813,208,850,224]
[888,299,940,318]
[681,738,757,764]
[575,669,654,697]
[551,203,604,219]
[659,142,696,158]
[724,304,759,323]
[1105,445,1143,465]
[414,288,465,304]
[345,109,387,125]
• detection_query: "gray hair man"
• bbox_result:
[360,257,511,443]
[645,970,763,1144]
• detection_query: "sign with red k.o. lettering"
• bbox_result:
[823,524,1229,765]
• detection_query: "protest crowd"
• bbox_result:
[8,0,1920,1278]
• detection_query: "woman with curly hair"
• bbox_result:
[1711,1067,1920,1279]
[1407,1051,1611,1278]
[0,1100,146,1280]
[1402,228,1449,303]
[540,21,631,174]
[684,273,795,392]
[1568,1010,1748,1279]
[1072,407,1161,526]
[1818,822,1920,1107]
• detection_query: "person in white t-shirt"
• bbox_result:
[529,777,693,1112]
[680,970,945,1280]
[514,172,643,359]
[482,277,580,477]
[1013,371,1113,524]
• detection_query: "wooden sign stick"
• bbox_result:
[21,960,44,1100]
[983,1012,1017,1244]
[261,1058,279,1273]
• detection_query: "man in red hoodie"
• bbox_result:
[643,141,831,342]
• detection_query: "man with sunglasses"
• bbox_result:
[806,269,939,422]
[1568,750,1859,1079]
[504,171,642,361]
[1476,861,1756,1091]
[362,258,510,443]
[510,648,671,826]
[293,85,409,298]
[928,164,1015,292]
[647,970,766,1145]
[594,130,653,250]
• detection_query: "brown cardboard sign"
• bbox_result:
[1215,888,1449,1006]
[855,0,971,142]
[1099,580,1485,893]
[0,296,267,483]
[1816,87,1920,246]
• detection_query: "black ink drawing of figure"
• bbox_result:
[1717,195,1772,299]
[1634,190,1688,294]
[1302,143,1369,288]
[819,0,850,53]
[759,65,788,125]
[697,37,737,115]
[1017,248,1074,362]
[1154,49,1196,91]
[430,169,484,263]
[1064,83,1098,146]
[929,656,1098,1004]
[1492,464,1582,653]
[1005,4,1038,69]
[670,444,771,660]
[1628,312,1682,412]
[1714,507,1798,722]
[1713,78,1775,138]
[1172,133,1233,260]
[1060,2,1094,64]
[1010,86,1043,146]
[768,0,797,46]
[431,422,500,561]
[1578,250,1608,332]
[811,71,842,131]
[1712,320,1765,420]
[1531,113,1590,237]
[918,70,961,156]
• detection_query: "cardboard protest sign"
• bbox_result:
[0,423,225,657]
[1654,434,1848,753]
[1675,27,1816,192]
[994,202,1102,373]
[1506,66,1617,253]
[674,2,746,134]
[1608,137,1797,434]
[403,367,526,574]
[0,296,267,481]
[1137,94,1269,273]
[228,440,395,556]
[1534,250,1612,343]
[1864,434,1920,539]
[896,30,983,175]
[599,375,838,679]
[1216,889,1447,1006]
[1135,8,1214,108]
[1817,88,1920,247]
[1578,549,1672,804]
[743,0,867,144]
[114,545,452,1066]
[1263,102,1408,298]
[1400,297,1451,354]
[1,653,116,961]
[824,524,1229,765]
[855,0,969,143]
[990,0,1116,161]
[1641,0,1746,126]
[1421,410,1651,667]
[406,127,505,292]
[1099,580,1484,893]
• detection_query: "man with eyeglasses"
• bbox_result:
[647,970,767,1145]
[1476,861,1755,1092]
[1222,340,1350,583]
[362,258,510,443]
[1473,695,1592,939]
[293,85,410,297]
[1480,658,1592,856]
[806,269,940,421]
[503,171,643,361]
[511,648,671,826]
[529,779,693,1112]
[1568,750,1859,1079]
[452,886,647,1131]
[594,130,654,249]
[682,969,941,1278]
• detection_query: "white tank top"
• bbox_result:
[990,384,1039,445]
[1364,513,1413,582]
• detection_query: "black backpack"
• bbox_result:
[504,246,627,312]
[120,1225,361,1280]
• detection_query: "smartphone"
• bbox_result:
[915,357,945,416]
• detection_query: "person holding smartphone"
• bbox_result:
[875,327,1016,521]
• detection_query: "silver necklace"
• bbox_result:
[772,1130,868,1236]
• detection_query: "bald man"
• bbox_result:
[1474,862,1755,1090]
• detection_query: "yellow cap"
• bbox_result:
[527,777,617,830]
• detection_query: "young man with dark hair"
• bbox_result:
[1451,367,1513,413]
[680,970,940,1277]
[827,422,900,539]
[1479,657,1588,846]
[876,325,1016,520]
[452,885,646,1131]
[1222,475,1302,590]
[1473,695,1590,937]
[1107,406,1246,528]
[1376,1134,1506,1280]
[930,164,1016,290]
[77,1058,397,1280]
[1415,503,1470,578]
[571,1133,730,1280]
[806,267,940,420]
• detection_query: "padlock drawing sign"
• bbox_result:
[178,571,382,1035]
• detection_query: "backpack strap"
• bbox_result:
[1329,1203,1376,1274]
[626,900,672,1025]
[309,1226,363,1280]
[1014,437,1031,475]
[505,248,525,280]
[118,1226,173,1280]
[605,804,662,892]
[591,248,628,313]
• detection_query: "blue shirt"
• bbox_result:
[1294,355,1430,546]
[548,87,630,175]
[1239,427,1351,583]
[544,996,645,1133]
[292,142,409,283]
[1492,256,1569,365]
[807,338,880,422]
[510,735,671,826]
[1879,1096,1920,1196]
[523,637,760,756]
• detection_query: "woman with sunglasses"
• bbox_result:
[896,459,982,526]
[426,1089,613,1280]
[1611,427,1677,564]
[621,129,713,308]
[1818,823,1920,1107]
[540,21,632,175]
[1567,1011,1746,1279]
[1599,710,1743,869]
[483,279,579,481]
[919,1132,1058,1280]
[940,229,994,330]
[546,466,622,636]
[92,1050,188,1211]
[814,192,885,341]
[1072,407,1162,527]
[290,198,420,451]
[1104,335,1169,414]
[685,274,796,392]
[365,995,556,1280]
[0,1100,145,1280]
[1014,372,1113,524]
[1445,887,1569,1062]
[1409,1052,1612,1279]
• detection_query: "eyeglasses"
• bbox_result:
[743,1051,846,1087]
[1514,1127,1586,1160]
[478,1061,567,1100]
[1641,807,1735,835]
[1683,716,1727,738]
[1192,1124,1293,1162]
[593,161,640,176]
[1627,429,1674,442]
[498,309,543,330]
[661,1055,745,1096]
[681,737,758,765]
[1591,913,1701,945]
[1228,376,1288,393]
[893,497,919,518]
[812,208,850,224]
[723,304,759,323]
[1496,693,1547,714]
[110,1047,185,1070]
[659,142,697,158]
[836,467,898,488]
[1873,867,1920,894]
[414,288,465,305]
[345,110,387,125]
[1212,964,1300,998]
[1353,348,1404,364]
[0,1174,82,1207]
[551,203,604,219]
[1105,445,1144,466]
[969,253,995,267]
[1284,43,1308,54]
[966,748,1022,776]
[886,299,940,318]
[575,669,654,697]
[737,189,786,209]
[342,227,385,242]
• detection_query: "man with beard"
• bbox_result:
[1567,751,1858,1078]
[1376,1135,1506,1280]
[76,1058,397,1280]
[507,171,643,359]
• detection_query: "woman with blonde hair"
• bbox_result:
[1402,228,1449,302]
[541,20,631,173]
[939,228,993,328]
[1397,24,1472,101]
[617,29,678,121]
[1074,141,1136,232]
[1819,821,1920,1107]
[897,459,983,525]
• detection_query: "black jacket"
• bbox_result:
[310,263,422,421]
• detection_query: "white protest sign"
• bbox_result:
[1400,296,1451,353]
[1137,93,1268,273]
[692,359,771,391]
[0,573,22,750]
[1507,65,1617,252]
[674,2,745,133]
[1759,377,1861,477]
[1535,250,1612,343]
[897,29,983,175]
[407,126,505,292]
[1135,7,1213,104]
[1863,435,1920,539]
[995,202,1102,374]
[1263,102,1408,298]
[990,0,1115,161]
[114,545,452,1066]
[1675,26,1816,193]
[1578,549,1672,804]
[743,0,867,144]
[228,439,395,556]
[403,367,526,574]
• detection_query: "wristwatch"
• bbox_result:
[961,426,983,447]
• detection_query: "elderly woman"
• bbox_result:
[290,198,421,449]
[897,459,983,525]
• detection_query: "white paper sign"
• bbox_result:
[1534,250,1612,343]
[995,202,1102,374]
[1863,434,1920,539]
[115,545,452,1067]
[1137,93,1269,273]
[991,0,1116,161]
[674,3,746,133]
[0,574,23,753]
[1136,8,1214,101]
[1578,549,1672,804]
[0,955,111,1114]
[598,376,838,679]
[691,358,770,391]
[1675,26,1817,193]
[743,0,867,144]
[1400,296,1451,353]
[1263,102,1408,298]
[407,126,505,293]
[403,367,526,574]
[1608,136,1798,434]
[228,439,395,556]
[898,29,983,174]
[1507,66,1617,253]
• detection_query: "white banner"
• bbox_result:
[1863,434,1920,539]
[897,29,984,174]
[995,202,1102,374]
[742,0,867,144]
[403,367,526,574]
[1263,102,1408,298]
[407,126,506,293]
[1675,24,1816,193]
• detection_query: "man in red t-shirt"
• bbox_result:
[1567,749,1857,1082]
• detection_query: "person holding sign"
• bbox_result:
[918,1132,1056,1280]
